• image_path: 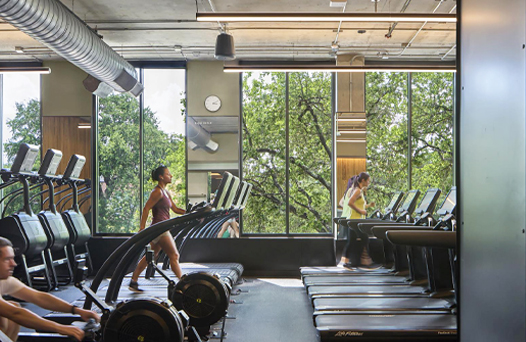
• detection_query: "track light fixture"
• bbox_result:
[223,65,456,73]
[197,12,456,23]
[0,67,51,74]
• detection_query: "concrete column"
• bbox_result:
[186,61,240,203]
[335,54,367,212]
[336,54,365,114]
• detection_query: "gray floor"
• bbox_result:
[225,278,319,342]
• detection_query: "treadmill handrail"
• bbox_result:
[104,209,227,304]
[371,225,433,239]
[84,208,221,307]
[358,221,416,235]
[386,230,456,249]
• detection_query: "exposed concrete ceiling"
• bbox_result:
[0,0,456,64]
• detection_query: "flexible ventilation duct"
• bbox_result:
[187,117,219,153]
[0,0,143,96]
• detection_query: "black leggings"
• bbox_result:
[342,226,370,266]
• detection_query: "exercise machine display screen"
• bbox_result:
[416,189,440,212]
[400,191,418,211]
[241,183,253,207]
[386,191,402,211]
[439,187,456,214]
[11,143,39,173]
[212,172,233,209]
[39,149,63,176]
[63,154,86,179]
[224,176,240,209]
[233,182,248,207]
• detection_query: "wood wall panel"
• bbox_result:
[42,117,91,213]
[336,157,366,206]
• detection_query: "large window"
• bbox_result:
[366,73,409,209]
[143,69,186,221]
[366,72,454,210]
[97,67,186,234]
[242,72,333,234]
[1,73,41,216]
[97,93,141,234]
[2,74,41,167]
[410,73,454,204]
[242,72,287,234]
[288,72,332,233]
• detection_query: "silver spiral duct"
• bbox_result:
[0,0,143,96]
[187,117,219,153]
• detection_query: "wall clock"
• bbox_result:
[204,95,222,112]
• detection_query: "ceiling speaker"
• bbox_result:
[215,32,236,60]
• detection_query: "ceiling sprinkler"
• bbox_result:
[377,51,389,59]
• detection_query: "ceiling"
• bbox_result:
[0,0,456,64]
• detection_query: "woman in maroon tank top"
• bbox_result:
[129,166,186,293]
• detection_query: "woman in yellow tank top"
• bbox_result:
[339,172,377,268]
[349,193,367,219]
[348,173,374,218]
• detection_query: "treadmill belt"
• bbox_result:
[181,262,244,275]
[303,275,409,286]
[300,267,393,276]
[313,297,452,312]
[316,313,456,341]
[308,285,426,297]
[126,270,237,286]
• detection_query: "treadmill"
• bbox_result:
[313,224,458,341]
[311,188,457,313]
[300,189,420,278]
[303,189,442,287]
[306,189,454,300]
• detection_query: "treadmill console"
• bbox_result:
[39,149,63,176]
[63,155,86,179]
[414,188,441,216]
[212,172,233,209]
[240,182,253,208]
[436,187,457,216]
[385,191,404,212]
[397,190,420,214]
[224,176,241,209]
[233,181,248,208]
[11,143,39,173]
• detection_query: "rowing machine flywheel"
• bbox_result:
[172,272,230,326]
[103,297,185,342]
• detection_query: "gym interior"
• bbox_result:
[0,0,524,341]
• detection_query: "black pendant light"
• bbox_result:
[214,32,236,60]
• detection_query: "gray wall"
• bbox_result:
[460,0,526,340]
[42,60,92,117]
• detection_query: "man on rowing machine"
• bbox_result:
[0,237,100,341]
